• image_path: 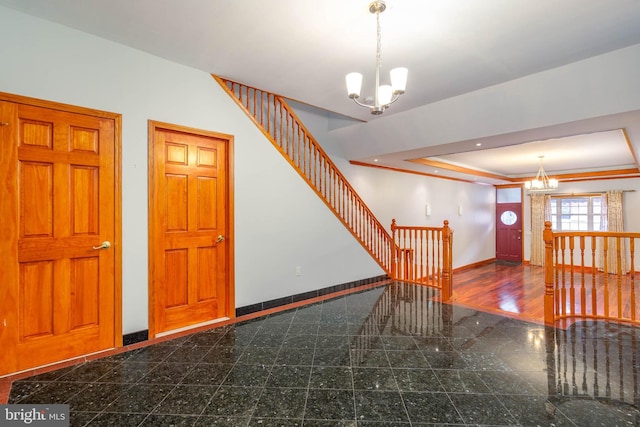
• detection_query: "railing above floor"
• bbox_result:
[391,219,453,300]
[543,221,640,325]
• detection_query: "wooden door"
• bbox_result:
[148,121,233,337]
[0,98,120,376]
[496,202,523,262]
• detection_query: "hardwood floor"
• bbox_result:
[451,262,547,324]
[450,261,640,327]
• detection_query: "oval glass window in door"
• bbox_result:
[500,210,517,226]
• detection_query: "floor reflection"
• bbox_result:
[9,281,640,426]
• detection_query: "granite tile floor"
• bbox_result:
[8,282,640,426]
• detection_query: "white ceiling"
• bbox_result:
[2,0,640,184]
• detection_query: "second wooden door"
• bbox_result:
[148,121,233,336]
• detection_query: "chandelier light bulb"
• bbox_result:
[378,85,393,106]
[390,67,408,94]
[346,72,363,99]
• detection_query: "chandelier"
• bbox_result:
[524,156,558,191]
[345,1,408,115]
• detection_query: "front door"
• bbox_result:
[148,121,233,337]
[0,97,120,376]
[496,202,523,262]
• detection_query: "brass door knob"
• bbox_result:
[92,241,111,250]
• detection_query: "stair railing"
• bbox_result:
[391,220,453,300]
[214,76,393,272]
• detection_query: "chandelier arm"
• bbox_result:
[353,91,399,113]
[387,93,401,106]
[351,97,372,108]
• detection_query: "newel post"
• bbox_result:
[390,219,397,280]
[442,220,452,301]
[543,221,555,324]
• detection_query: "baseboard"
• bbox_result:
[235,274,389,317]
[453,258,496,273]
[122,275,389,344]
[123,330,149,346]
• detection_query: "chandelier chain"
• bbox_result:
[376,8,382,68]
[344,0,407,115]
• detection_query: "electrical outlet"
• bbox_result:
[295,266,302,276]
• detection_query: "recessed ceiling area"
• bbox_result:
[408,129,638,185]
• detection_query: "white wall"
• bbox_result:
[338,163,497,269]
[0,7,382,334]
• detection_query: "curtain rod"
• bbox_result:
[528,189,635,197]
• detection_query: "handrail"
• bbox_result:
[391,219,453,300]
[214,76,392,274]
[543,221,640,325]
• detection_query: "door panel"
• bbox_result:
[0,98,120,376]
[149,122,233,336]
[496,202,523,262]
[20,162,53,237]
[20,261,54,338]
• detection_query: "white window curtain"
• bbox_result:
[597,190,627,274]
[530,194,551,266]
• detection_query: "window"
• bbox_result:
[550,196,601,231]
[500,210,518,226]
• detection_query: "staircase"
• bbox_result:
[214,76,453,297]
[214,76,392,274]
